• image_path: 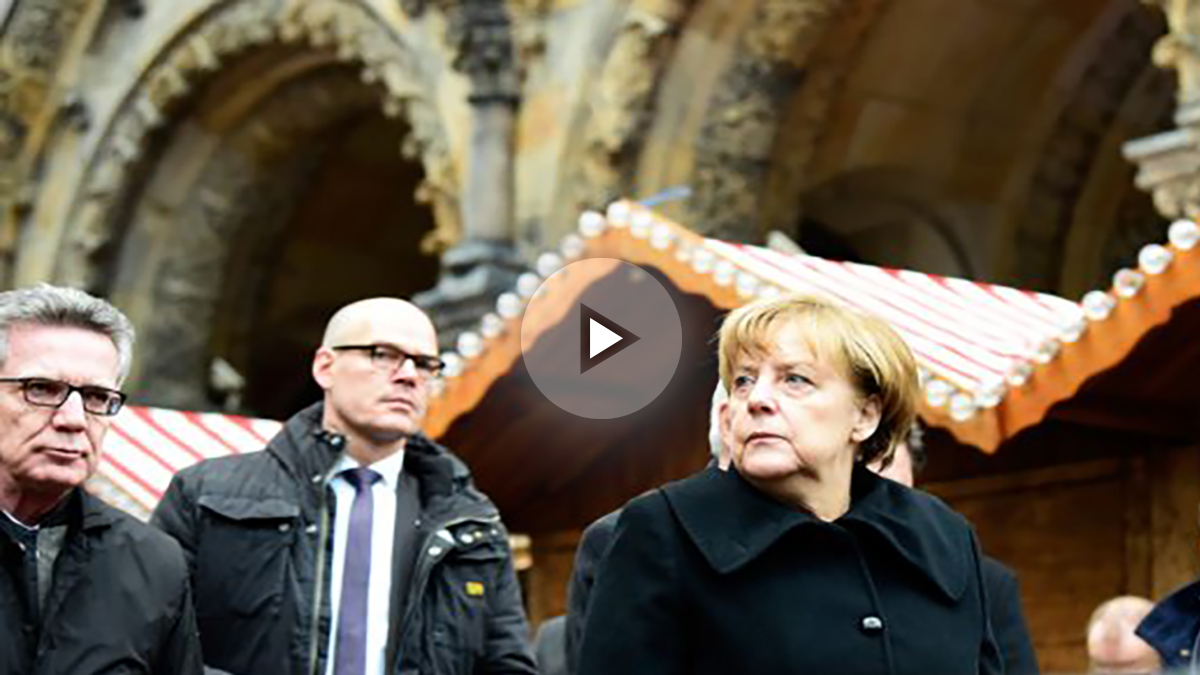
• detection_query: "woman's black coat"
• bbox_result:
[578,465,1003,675]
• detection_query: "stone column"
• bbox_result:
[414,0,524,349]
[0,0,98,285]
[1125,0,1200,217]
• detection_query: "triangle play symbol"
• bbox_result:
[580,303,641,374]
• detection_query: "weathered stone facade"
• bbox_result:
[0,0,1183,407]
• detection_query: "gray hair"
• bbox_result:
[0,284,135,384]
[708,382,727,461]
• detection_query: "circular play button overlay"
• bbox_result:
[520,258,683,419]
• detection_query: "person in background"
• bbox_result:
[0,284,202,674]
[579,294,1002,675]
[1088,596,1160,673]
[153,297,537,675]
[870,423,1040,675]
[533,615,568,675]
[563,384,729,674]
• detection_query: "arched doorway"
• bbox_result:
[797,168,977,278]
[94,45,441,416]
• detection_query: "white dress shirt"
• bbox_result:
[324,449,405,675]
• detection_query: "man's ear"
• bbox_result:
[312,348,335,390]
[851,396,882,444]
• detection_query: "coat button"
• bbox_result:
[860,616,884,634]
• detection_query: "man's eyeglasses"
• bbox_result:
[331,345,445,378]
[0,377,127,416]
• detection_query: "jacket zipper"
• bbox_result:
[307,477,333,675]
[395,512,502,655]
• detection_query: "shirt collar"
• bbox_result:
[1,509,36,532]
[330,447,406,489]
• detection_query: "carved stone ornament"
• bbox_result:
[1145,0,1200,108]
[0,0,90,278]
[1126,1,1200,222]
[399,0,429,18]
[1125,123,1200,220]
[55,0,456,290]
[569,0,692,211]
[445,0,519,104]
[686,0,843,240]
[4,0,86,73]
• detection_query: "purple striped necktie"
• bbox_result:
[334,466,382,675]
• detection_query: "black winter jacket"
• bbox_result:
[579,465,1003,675]
[0,489,203,674]
[1137,578,1200,671]
[152,402,537,675]
[568,509,1038,675]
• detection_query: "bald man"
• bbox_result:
[153,298,537,675]
[1087,596,1161,674]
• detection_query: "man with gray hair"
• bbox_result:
[0,284,203,674]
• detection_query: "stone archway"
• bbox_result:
[798,168,977,277]
[681,0,889,240]
[43,0,459,410]
[1008,1,1172,294]
[53,0,457,289]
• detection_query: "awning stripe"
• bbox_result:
[700,237,1083,391]
[94,407,276,519]
[712,242,1005,386]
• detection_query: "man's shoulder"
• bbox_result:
[86,495,188,571]
[579,509,622,556]
[174,449,281,491]
[982,555,1018,587]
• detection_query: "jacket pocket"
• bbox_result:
[195,495,299,619]
[428,533,506,673]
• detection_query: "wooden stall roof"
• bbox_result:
[425,202,1200,453]
[92,211,1200,516]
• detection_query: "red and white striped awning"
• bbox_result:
[424,201,1105,453]
[88,406,281,520]
[703,239,1084,400]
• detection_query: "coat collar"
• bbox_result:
[1136,578,1200,664]
[266,402,481,509]
[662,465,971,602]
[79,489,119,531]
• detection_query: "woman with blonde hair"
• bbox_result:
[579,295,1002,675]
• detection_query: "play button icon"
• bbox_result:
[520,258,684,419]
[581,304,640,373]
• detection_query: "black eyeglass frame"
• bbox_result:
[330,344,446,378]
[0,377,127,416]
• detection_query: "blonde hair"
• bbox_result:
[717,294,919,466]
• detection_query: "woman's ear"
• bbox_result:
[719,401,739,466]
[851,395,882,444]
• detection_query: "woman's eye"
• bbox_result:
[784,374,811,386]
[733,375,754,389]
